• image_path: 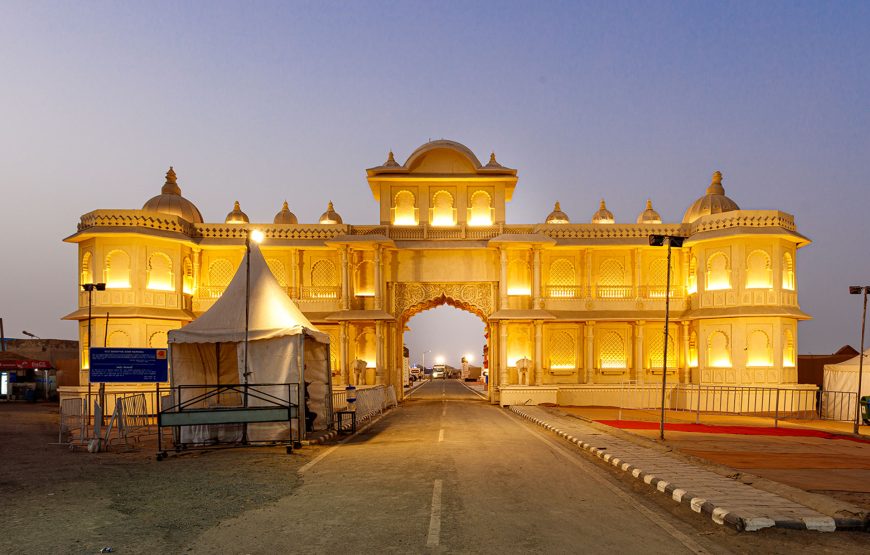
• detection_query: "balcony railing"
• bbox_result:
[300,286,340,300]
[595,285,633,299]
[545,285,586,299]
[197,285,226,300]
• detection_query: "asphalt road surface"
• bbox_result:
[190,379,724,553]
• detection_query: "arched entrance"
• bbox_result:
[391,282,497,402]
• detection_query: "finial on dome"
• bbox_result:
[161,166,181,195]
[712,171,722,185]
[646,199,653,210]
[282,200,289,210]
[384,150,399,167]
[706,170,725,195]
[234,201,241,210]
[328,200,334,210]
[592,198,615,224]
[600,199,607,209]
[485,151,504,168]
[554,201,561,211]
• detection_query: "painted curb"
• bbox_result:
[508,406,844,532]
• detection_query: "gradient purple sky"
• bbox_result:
[1,2,868,366]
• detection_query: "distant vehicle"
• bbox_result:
[431,364,446,379]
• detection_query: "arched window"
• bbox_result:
[355,260,374,296]
[107,330,131,348]
[745,250,772,289]
[648,332,677,369]
[688,331,698,367]
[707,331,731,367]
[81,326,90,369]
[310,259,338,299]
[468,191,493,226]
[598,259,627,298]
[182,257,194,295]
[507,260,531,296]
[430,190,456,226]
[687,256,697,294]
[81,251,93,285]
[705,252,731,291]
[392,190,418,225]
[746,330,772,367]
[266,258,288,287]
[647,258,674,298]
[782,252,795,290]
[147,252,174,291]
[104,250,131,288]
[507,328,531,367]
[783,329,796,367]
[547,258,576,298]
[148,331,168,348]
[600,331,627,369]
[549,330,576,369]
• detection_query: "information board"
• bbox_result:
[89,348,168,383]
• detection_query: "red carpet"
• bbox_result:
[596,420,870,444]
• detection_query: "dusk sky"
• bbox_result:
[1,2,868,365]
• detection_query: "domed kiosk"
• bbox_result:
[142,167,203,223]
[683,171,740,223]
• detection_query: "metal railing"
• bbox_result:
[595,285,633,299]
[300,286,340,300]
[819,390,859,422]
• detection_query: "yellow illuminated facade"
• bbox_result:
[63,141,811,406]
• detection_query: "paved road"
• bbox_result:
[190,379,718,553]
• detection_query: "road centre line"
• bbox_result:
[438,429,444,442]
[497,409,712,555]
[426,479,443,547]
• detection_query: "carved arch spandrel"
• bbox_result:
[393,282,496,325]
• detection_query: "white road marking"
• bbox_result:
[458,380,488,399]
[426,479,443,547]
[438,429,444,442]
[499,410,712,555]
[442,403,447,417]
[298,443,342,475]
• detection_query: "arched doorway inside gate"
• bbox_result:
[401,295,489,401]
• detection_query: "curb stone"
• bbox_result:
[509,406,846,532]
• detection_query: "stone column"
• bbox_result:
[584,249,593,298]
[340,247,350,310]
[532,248,542,309]
[192,248,201,293]
[339,321,349,385]
[634,248,642,299]
[635,321,645,384]
[290,249,299,299]
[499,248,508,309]
[375,320,384,385]
[681,321,691,384]
[534,320,543,386]
[374,246,383,310]
[585,321,595,384]
[499,321,509,386]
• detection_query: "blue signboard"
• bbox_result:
[89,348,169,383]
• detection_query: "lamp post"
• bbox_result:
[421,349,431,374]
[242,229,265,444]
[81,283,106,424]
[649,234,685,440]
[849,285,870,434]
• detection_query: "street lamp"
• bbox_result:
[849,285,870,434]
[421,349,431,371]
[81,283,106,423]
[649,234,686,440]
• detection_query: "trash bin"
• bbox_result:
[24,388,36,402]
[345,385,357,412]
[861,396,870,425]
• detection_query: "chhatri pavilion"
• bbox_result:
[63,140,811,405]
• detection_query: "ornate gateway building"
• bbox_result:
[64,140,811,405]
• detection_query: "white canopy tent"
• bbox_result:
[822,348,870,420]
[167,242,332,443]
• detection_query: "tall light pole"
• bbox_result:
[849,285,869,434]
[421,349,431,373]
[81,283,106,423]
[649,234,685,440]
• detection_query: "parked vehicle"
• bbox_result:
[431,364,446,379]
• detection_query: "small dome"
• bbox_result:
[545,201,570,224]
[636,199,662,224]
[591,199,615,224]
[225,201,249,224]
[273,201,298,224]
[683,171,740,223]
[142,167,204,223]
[319,201,343,224]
